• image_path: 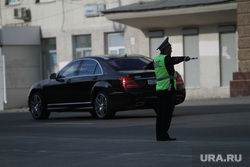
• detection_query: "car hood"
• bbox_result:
[30,78,50,89]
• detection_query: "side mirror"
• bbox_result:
[50,73,57,79]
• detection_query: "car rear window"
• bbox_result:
[107,57,151,71]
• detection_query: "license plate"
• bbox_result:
[147,79,156,85]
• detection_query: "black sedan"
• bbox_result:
[28,55,186,119]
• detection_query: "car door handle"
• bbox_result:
[93,76,98,80]
[66,79,71,84]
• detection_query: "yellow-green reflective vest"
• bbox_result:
[154,54,177,91]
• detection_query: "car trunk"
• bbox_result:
[119,70,156,90]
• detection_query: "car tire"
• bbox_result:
[92,91,115,119]
[29,92,50,120]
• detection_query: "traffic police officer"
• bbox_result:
[154,37,190,141]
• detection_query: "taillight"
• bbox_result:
[120,76,140,89]
[176,74,184,85]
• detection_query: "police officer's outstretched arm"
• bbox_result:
[184,56,190,61]
[166,56,190,66]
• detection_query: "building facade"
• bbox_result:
[0,0,247,110]
[230,0,250,97]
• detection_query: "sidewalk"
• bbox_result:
[1,107,29,113]
[180,95,250,107]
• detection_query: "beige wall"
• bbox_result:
[3,46,41,109]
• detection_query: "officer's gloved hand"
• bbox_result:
[184,56,190,61]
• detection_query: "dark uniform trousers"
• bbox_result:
[156,88,176,140]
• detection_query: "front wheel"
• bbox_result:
[29,92,50,120]
[92,91,115,119]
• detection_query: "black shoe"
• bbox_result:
[158,137,176,141]
[157,133,176,141]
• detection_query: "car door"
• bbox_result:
[43,60,82,104]
[71,59,103,103]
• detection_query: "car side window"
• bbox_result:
[79,60,102,76]
[58,60,81,78]
[95,64,102,75]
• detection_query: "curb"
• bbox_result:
[179,96,250,107]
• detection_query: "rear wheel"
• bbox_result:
[29,92,50,120]
[92,91,115,119]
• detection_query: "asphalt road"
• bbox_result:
[0,97,250,167]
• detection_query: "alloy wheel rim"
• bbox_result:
[30,95,42,118]
[95,93,107,118]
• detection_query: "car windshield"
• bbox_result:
[107,57,152,71]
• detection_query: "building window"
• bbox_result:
[73,35,92,59]
[6,0,20,5]
[42,38,58,79]
[36,0,55,3]
[219,32,237,87]
[183,35,200,89]
[107,33,125,55]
